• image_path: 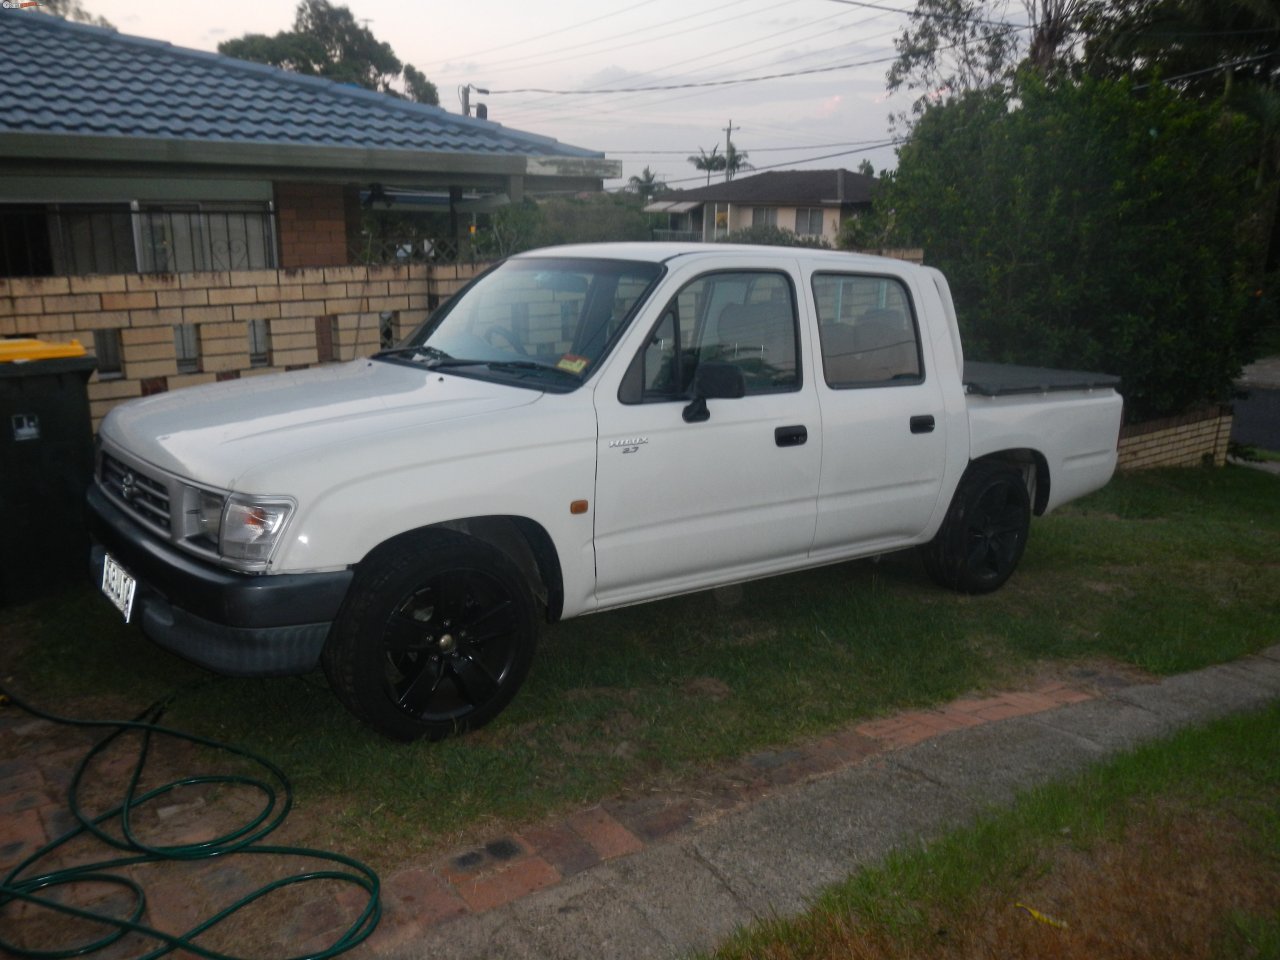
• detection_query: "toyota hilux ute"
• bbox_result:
[88,243,1123,740]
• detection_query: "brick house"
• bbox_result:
[0,11,618,423]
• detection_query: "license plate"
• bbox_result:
[101,553,137,623]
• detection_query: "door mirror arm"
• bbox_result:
[682,362,746,423]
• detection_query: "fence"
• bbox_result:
[1117,405,1233,469]
[0,261,488,427]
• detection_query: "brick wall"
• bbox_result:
[1117,405,1233,470]
[0,262,487,427]
[274,182,355,269]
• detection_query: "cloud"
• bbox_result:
[816,94,844,119]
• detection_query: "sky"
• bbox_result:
[75,0,923,191]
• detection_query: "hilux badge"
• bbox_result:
[609,437,648,454]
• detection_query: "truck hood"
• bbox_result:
[100,360,543,490]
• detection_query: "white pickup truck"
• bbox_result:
[88,243,1122,740]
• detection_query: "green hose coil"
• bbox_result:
[0,686,381,959]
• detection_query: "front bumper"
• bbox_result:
[87,483,353,677]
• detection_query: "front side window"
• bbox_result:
[385,257,662,391]
[752,207,778,227]
[812,273,922,387]
[795,208,824,236]
[137,202,276,273]
[622,270,799,403]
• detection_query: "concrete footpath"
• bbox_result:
[385,646,1280,960]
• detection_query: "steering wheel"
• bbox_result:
[485,325,529,356]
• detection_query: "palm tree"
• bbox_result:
[627,166,665,201]
[725,143,752,181]
[687,146,727,186]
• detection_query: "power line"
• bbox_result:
[430,0,666,65]
[1132,51,1276,90]
[486,52,902,95]
[458,0,781,79]
[605,137,901,154]
[825,0,1026,30]
[496,3,887,122]
[613,138,905,190]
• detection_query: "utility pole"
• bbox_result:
[723,119,739,182]
[459,83,489,118]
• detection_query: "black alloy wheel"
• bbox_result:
[922,460,1031,594]
[324,532,537,741]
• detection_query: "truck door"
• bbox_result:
[593,268,821,606]
[805,270,948,558]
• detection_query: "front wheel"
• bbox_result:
[921,461,1031,594]
[322,532,538,741]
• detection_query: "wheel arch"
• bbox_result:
[974,448,1051,516]
[357,516,565,622]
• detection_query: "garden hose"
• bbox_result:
[0,684,381,960]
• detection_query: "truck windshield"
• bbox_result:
[379,257,663,391]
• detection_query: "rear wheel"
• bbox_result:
[922,461,1031,594]
[323,531,537,741]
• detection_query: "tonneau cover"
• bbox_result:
[964,361,1120,397]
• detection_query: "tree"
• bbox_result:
[687,146,727,186]
[857,159,876,176]
[475,201,544,259]
[886,0,1084,119]
[218,0,439,105]
[535,194,652,247]
[1078,0,1280,272]
[402,65,440,108]
[627,167,665,201]
[725,144,752,181]
[886,0,1025,116]
[38,0,112,28]
[877,77,1263,420]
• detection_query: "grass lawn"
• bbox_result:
[704,703,1280,960]
[1,465,1277,866]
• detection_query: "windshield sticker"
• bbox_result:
[556,355,590,375]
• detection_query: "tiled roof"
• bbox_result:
[664,169,876,206]
[0,12,602,160]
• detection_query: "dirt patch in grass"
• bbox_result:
[755,803,1280,960]
[937,807,1278,959]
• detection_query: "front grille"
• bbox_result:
[101,454,172,534]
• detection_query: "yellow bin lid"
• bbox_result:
[0,338,87,363]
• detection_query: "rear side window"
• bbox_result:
[621,270,800,403]
[812,273,922,387]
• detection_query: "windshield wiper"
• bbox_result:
[378,350,580,383]
[483,360,579,379]
[374,345,453,363]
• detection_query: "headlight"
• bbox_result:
[220,495,295,564]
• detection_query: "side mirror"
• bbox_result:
[682,361,746,423]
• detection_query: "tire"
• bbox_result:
[922,460,1031,594]
[322,531,538,741]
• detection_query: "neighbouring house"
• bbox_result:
[644,168,876,244]
[0,11,619,423]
